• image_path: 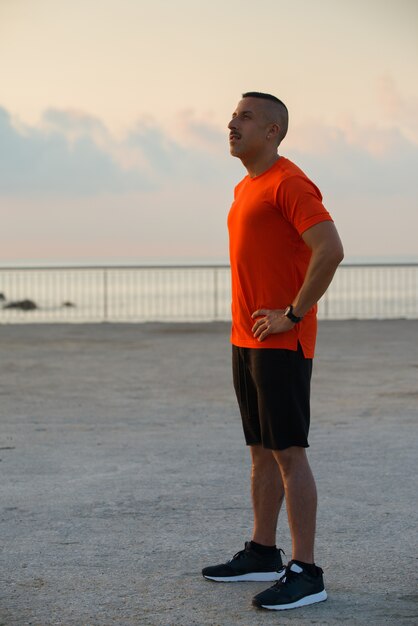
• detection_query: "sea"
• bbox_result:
[0,257,417,323]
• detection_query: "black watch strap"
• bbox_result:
[284,304,303,324]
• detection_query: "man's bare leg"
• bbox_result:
[273,446,317,563]
[250,444,285,546]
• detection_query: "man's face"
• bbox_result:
[228,97,270,160]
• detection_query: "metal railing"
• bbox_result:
[0,263,417,323]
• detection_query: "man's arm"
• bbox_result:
[292,220,344,317]
[252,221,344,341]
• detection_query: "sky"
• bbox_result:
[1,0,417,264]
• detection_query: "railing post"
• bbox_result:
[213,267,218,320]
[322,290,329,320]
[103,268,108,322]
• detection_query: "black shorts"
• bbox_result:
[232,344,312,450]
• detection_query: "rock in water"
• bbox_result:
[3,299,38,311]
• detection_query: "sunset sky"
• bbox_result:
[1,0,417,264]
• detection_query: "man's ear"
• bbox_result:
[267,123,280,140]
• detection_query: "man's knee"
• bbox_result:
[273,446,307,476]
[250,444,275,470]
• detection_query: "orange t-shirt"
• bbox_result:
[228,157,333,358]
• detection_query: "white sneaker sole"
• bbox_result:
[261,589,327,610]
[204,569,285,583]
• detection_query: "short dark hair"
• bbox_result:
[241,92,289,143]
[242,91,287,110]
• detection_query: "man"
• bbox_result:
[202,92,344,611]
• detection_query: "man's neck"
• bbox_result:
[242,153,280,178]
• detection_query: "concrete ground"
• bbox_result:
[0,320,417,626]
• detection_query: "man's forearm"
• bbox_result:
[291,247,343,318]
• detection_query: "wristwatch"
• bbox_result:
[284,305,303,324]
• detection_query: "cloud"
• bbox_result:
[7,104,416,202]
[0,107,235,196]
[42,108,108,138]
[286,119,418,196]
[125,114,234,184]
[1,104,418,260]
[376,74,418,141]
[0,107,151,195]
[168,109,227,154]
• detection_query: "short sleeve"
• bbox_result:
[276,175,333,235]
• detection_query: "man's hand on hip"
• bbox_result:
[251,309,294,341]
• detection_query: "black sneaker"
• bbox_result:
[252,561,327,610]
[202,542,285,582]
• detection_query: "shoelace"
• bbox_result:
[273,563,323,588]
[228,548,247,563]
[228,544,286,566]
[228,541,255,562]
[272,564,300,588]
